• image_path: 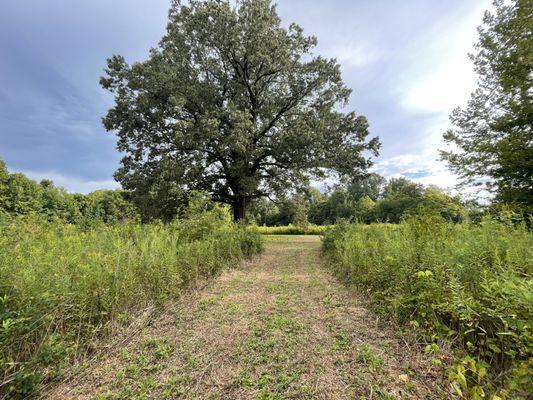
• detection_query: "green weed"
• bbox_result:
[323,213,533,398]
[253,224,332,235]
[0,210,262,398]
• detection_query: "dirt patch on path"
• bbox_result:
[44,236,448,399]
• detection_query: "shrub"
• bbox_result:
[0,212,262,398]
[323,214,532,399]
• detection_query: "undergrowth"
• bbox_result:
[253,224,332,235]
[323,214,532,399]
[0,205,262,398]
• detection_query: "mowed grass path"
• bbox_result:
[45,236,447,399]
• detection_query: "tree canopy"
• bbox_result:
[0,159,471,226]
[101,0,379,220]
[0,160,138,225]
[441,0,532,214]
[248,174,467,226]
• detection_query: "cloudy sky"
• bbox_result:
[0,0,491,193]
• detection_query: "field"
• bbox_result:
[0,211,262,398]
[323,215,533,399]
[41,235,448,399]
[253,224,332,235]
[1,213,531,399]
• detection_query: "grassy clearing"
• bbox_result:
[44,236,446,399]
[260,234,321,243]
[253,224,332,235]
[323,215,533,399]
[0,211,262,399]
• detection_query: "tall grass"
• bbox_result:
[253,224,332,235]
[323,215,532,399]
[0,210,262,398]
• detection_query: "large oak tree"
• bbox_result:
[101,0,380,220]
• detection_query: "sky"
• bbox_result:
[0,0,492,194]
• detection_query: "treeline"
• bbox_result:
[0,160,137,224]
[248,173,471,226]
[2,161,470,226]
[0,161,513,228]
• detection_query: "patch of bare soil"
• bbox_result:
[43,237,449,399]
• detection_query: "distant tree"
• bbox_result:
[383,177,424,199]
[79,190,139,224]
[354,195,376,223]
[273,195,308,226]
[345,173,385,202]
[308,189,354,225]
[441,0,533,214]
[374,179,467,223]
[463,198,488,222]
[374,196,415,223]
[0,160,141,223]
[307,201,325,225]
[302,186,326,206]
[418,187,467,222]
[4,173,43,215]
[374,178,424,222]
[246,176,467,226]
[39,180,73,221]
[101,0,379,221]
[290,196,310,227]
[247,198,278,225]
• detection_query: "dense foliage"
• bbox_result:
[441,0,533,215]
[0,160,138,225]
[101,0,379,221]
[0,160,469,228]
[0,208,262,398]
[323,214,532,399]
[248,175,467,226]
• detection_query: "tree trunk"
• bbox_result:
[232,197,246,222]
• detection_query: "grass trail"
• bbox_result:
[44,236,447,399]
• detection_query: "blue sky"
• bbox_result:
[0,0,491,193]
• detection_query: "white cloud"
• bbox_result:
[378,0,493,201]
[327,43,383,68]
[372,149,458,190]
[372,147,492,201]
[401,55,475,113]
[22,170,120,194]
[400,1,490,113]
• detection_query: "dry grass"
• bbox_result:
[43,236,449,399]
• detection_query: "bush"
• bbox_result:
[323,214,532,399]
[0,212,262,398]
